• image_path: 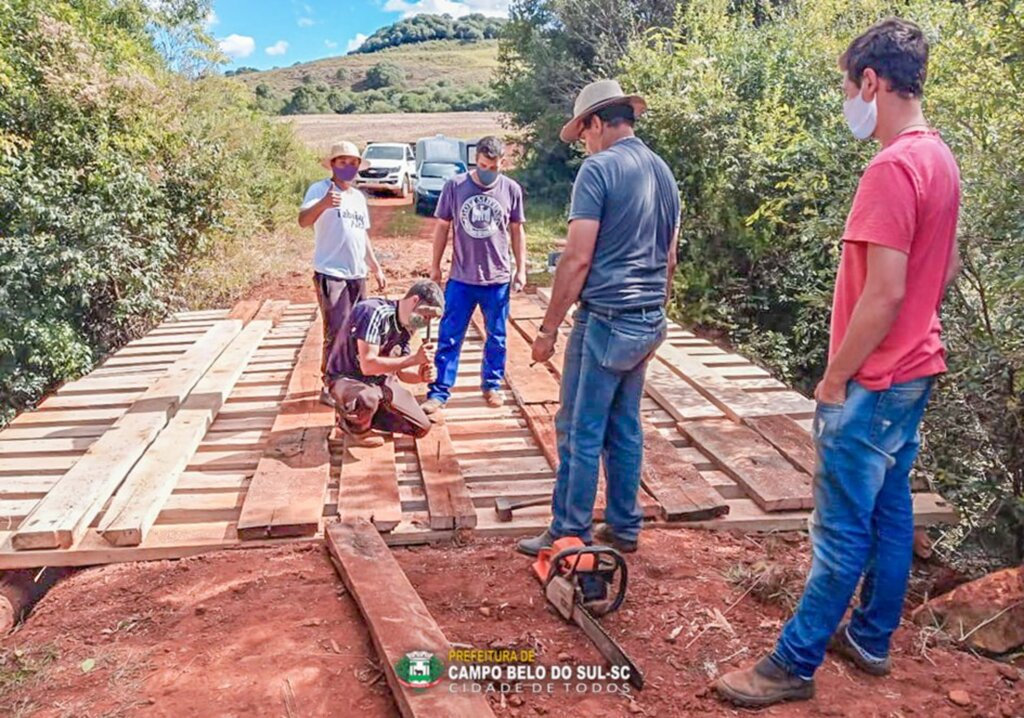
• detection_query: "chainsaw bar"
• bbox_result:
[572,603,645,690]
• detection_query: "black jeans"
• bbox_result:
[313,272,366,384]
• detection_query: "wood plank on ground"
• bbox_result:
[226,299,261,324]
[252,299,290,325]
[640,421,729,521]
[337,430,403,532]
[11,321,242,551]
[325,520,496,718]
[744,414,817,476]
[678,419,813,512]
[97,320,270,546]
[414,413,476,530]
[236,314,332,540]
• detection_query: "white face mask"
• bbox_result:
[843,90,878,141]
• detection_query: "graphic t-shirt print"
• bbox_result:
[459,194,506,239]
[340,206,368,230]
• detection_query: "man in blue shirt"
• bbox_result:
[519,80,680,557]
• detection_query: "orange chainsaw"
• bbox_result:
[532,537,644,689]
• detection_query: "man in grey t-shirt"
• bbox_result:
[519,80,680,557]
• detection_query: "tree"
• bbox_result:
[364,61,405,89]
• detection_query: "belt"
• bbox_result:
[579,302,664,319]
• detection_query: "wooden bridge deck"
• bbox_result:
[0,295,955,568]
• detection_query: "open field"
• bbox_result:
[280,111,510,151]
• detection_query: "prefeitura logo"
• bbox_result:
[395,651,445,689]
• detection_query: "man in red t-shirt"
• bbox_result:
[717,18,961,708]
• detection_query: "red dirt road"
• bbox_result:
[2,198,1021,718]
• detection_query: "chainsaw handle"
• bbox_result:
[545,545,629,614]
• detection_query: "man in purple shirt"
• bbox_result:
[421,136,527,413]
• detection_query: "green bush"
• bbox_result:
[364,61,405,90]
[0,0,314,427]
[355,13,506,54]
[619,0,1024,560]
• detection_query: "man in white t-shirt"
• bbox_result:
[299,140,387,405]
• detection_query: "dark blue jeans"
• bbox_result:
[549,306,667,542]
[772,376,935,679]
[427,279,509,404]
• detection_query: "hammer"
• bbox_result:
[494,496,550,522]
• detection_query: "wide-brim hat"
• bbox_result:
[321,140,370,171]
[560,79,647,143]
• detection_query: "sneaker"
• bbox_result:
[319,387,336,408]
[516,530,556,557]
[828,623,892,676]
[593,523,638,554]
[421,398,445,415]
[343,431,385,449]
[715,656,815,708]
[483,389,505,408]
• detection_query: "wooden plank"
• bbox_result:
[640,421,728,521]
[236,315,332,540]
[744,414,817,476]
[644,361,724,421]
[678,419,813,512]
[97,321,270,546]
[227,299,261,325]
[414,414,477,530]
[11,321,243,551]
[338,433,403,532]
[325,521,496,718]
[508,293,548,321]
[252,299,289,325]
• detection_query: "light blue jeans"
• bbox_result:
[772,376,935,678]
[549,305,667,542]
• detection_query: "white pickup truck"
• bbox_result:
[355,142,417,198]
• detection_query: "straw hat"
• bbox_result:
[321,140,370,170]
[560,79,647,143]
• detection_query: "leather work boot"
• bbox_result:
[593,523,638,553]
[715,656,815,708]
[483,389,505,408]
[829,623,892,676]
[516,530,556,556]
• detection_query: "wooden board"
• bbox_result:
[252,299,290,325]
[471,313,559,407]
[12,321,243,550]
[236,315,333,540]
[744,414,817,476]
[227,299,261,324]
[640,420,729,521]
[414,414,477,530]
[678,419,813,512]
[326,521,496,718]
[338,433,403,532]
[97,321,270,546]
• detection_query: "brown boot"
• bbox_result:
[715,656,814,708]
[343,431,385,449]
[828,623,892,676]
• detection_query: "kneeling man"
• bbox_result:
[329,281,445,446]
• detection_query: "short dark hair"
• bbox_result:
[583,102,635,131]
[840,17,928,98]
[476,135,505,159]
[405,280,445,311]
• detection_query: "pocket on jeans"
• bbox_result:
[599,323,666,373]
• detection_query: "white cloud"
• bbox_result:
[383,0,508,19]
[325,39,339,49]
[297,17,315,27]
[204,9,219,28]
[266,40,289,56]
[218,34,255,59]
[346,33,368,53]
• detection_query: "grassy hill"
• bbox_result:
[234,39,499,100]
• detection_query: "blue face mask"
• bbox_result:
[476,168,499,186]
[333,165,359,183]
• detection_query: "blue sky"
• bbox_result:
[208,0,508,71]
